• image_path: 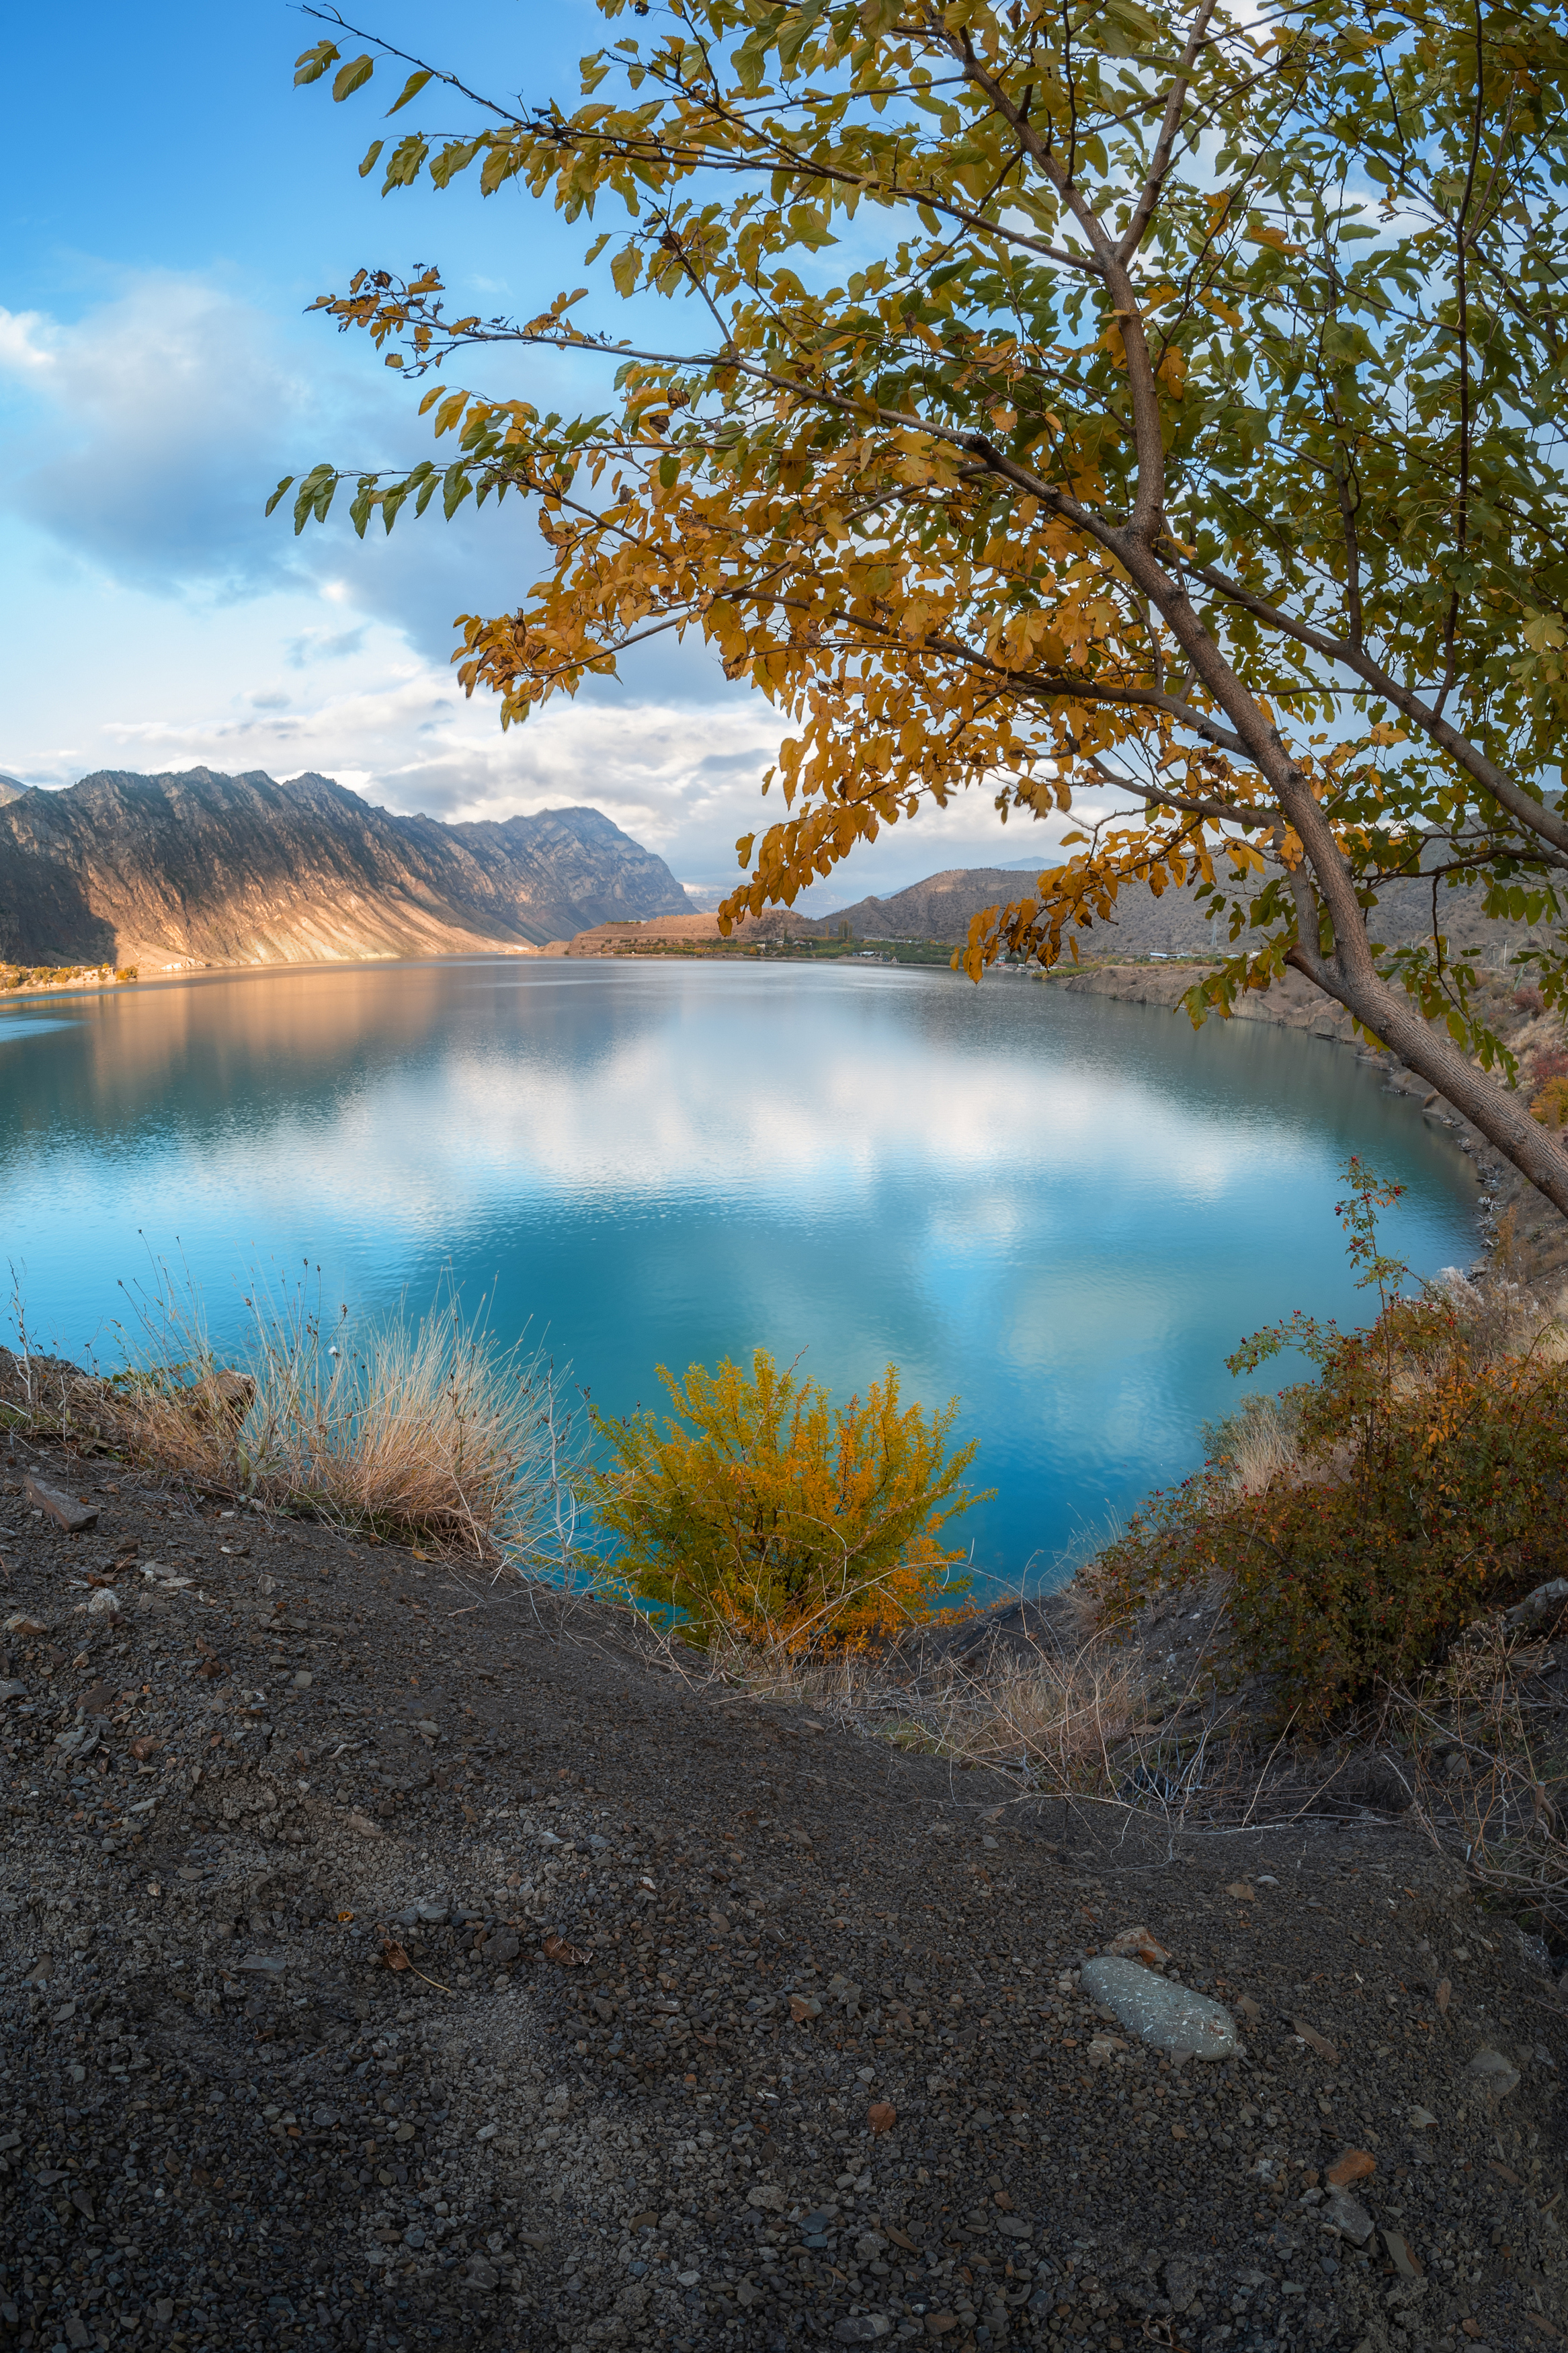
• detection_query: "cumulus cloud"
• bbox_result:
[0,272,555,657]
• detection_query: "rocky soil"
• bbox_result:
[3,1437,1568,2353]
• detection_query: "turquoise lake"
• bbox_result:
[0,957,1479,1593]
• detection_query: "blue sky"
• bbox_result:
[0,0,1057,903]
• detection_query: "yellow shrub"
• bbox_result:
[587,1349,985,1647]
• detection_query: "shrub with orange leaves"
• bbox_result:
[587,1349,985,1648]
[1097,1164,1568,1722]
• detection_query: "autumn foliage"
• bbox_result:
[1096,1169,1568,1720]
[586,1349,983,1646]
[282,0,1568,1213]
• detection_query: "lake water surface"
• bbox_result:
[0,957,1480,1591]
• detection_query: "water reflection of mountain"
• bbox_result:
[0,957,682,1154]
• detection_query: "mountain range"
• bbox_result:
[0,768,691,969]
[799,859,1545,961]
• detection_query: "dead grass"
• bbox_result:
[693,1600,1250,1818]
[1223,1396,1301,1496]
[6,1265,584,1566]
[1389,1606,1568,1943]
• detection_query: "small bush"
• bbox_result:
[586,1348,985,1647]
[1095,1162,1568,1722]
[1534,1075,1568,1129]
[1515,986,1547,1016]
[1100,1314,1568,1721]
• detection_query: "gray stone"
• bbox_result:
[1505,1579,1568,1635]
[1078,1956,1240,2059]
[1323,2186,1375,2246]
[24,1473,98,1532]
[52,1726,97,1761]
[1163,2258,1198,2312]
[1383,2229,1423,2280]
[464,2257,499,2292]
[1467,2047,1520,2098]
[833,2319,891,2344]
[0,1680,27,1702]
[237,1952,286,1977]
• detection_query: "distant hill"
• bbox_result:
[789,857,1549,964]
[0,776,26,807]
[0,768,691,969]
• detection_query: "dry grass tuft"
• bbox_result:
[695,1601,1227,1810]
[1390,1608,1568,1944]
[1223,1396,1301,1497]
[13,1267,585,1566]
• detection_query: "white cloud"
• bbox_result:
[0,309,56,374]
[0,268,1071,901]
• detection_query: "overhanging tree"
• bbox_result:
[279,0,1568,1208]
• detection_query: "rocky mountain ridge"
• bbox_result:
[0,768,690,968]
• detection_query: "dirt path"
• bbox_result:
[3,1437,1565,2353]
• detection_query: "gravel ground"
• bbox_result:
[3,1435,1567,2353]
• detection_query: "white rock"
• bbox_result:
[1079,1956,1239,2059]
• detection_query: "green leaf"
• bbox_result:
[293,41,339,87]
[358,140,384,178]
[290,467,337,535]
[332,54,375,103]
[442,463,473,521]
[264,475,295,519]
[659,452,679,487]
[611,244,642,297]
[386,68,434,116]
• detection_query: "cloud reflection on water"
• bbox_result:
[1,959,1479,1586]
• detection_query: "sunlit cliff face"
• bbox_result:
[1,958,1477,1581]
